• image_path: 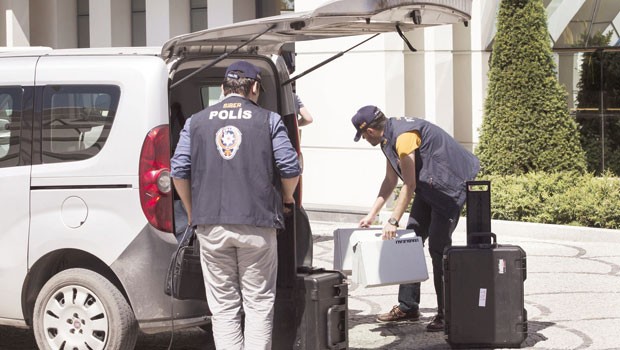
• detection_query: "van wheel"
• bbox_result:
[33,268,138,350]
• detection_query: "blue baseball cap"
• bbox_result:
[225,60,262,82]
[352,105,384,142]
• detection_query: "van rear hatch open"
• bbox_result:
[162,0,472,61]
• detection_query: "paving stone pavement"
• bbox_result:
[309,219,620,350]
[1,219,619,350]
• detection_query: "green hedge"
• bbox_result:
[479,173,620,229]
[395,172,620,229]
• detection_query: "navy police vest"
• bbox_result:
[381,117,480,217]
[190,95,284,229]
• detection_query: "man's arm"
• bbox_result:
[281,176,299,214]
[382,152,416,239]
[295,94,314,127]
[173,178,192,223]
[359,159,399,227]
[170,117,193,223]
[270,111,301,212]
[297,106,313,127]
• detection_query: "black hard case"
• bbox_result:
[273,208,348,350]
[273,268,348,350]
[443,237,527,348]
[442,181,527,348]
[298,268,349,349]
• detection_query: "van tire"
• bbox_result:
[33,268,138,350]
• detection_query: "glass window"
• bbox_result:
[554,0,620,49]
[200,86,222,108]
[190,0,208,32]
[42,85,120,164]
[0,88,21,168]
[77,0,89,16]
[132,0,146,46]
[281,0,294,12]
[77,0,90,48]
[568,49,620,175]
[132,0,145,12]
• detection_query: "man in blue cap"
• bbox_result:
[351,105,479,332]
[171,60,300,349]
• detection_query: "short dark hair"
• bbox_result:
[367,112,387,131]
[222,76,256,96]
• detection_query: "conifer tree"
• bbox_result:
[476,0,586,175]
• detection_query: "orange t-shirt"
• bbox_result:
[395,131,421,159]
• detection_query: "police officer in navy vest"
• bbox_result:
[171,61,300,349]
[351,105,479,332]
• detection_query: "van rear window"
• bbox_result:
[0,88,21,168]
[41,85,120,163]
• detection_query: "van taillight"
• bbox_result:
[139,125,173,232]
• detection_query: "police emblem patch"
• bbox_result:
[215,125,242,160]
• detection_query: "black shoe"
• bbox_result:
[426,313,444,332]
[376,305,421,323]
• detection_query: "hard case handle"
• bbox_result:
[327,304,348,349]
[466,180,492,245]
[332,282,348,300]
[468,232,497,247]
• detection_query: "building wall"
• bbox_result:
[1,0,30,46]
[0,0,599,211]
[0,0,492,211]
[294,0,490,210]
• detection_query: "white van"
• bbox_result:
[0,1,471,349]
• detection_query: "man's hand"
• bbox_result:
[382,221,397,240]
[358,214,374,228]
[283,196,295,216]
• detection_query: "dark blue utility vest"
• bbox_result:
[190,95,284,229]
[381,117,480,217]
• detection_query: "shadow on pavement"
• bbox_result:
[135,326,215,350]
[347,308,554,350]
[0,326,37,350]
[0,325,215,350]
[522,320,553,347]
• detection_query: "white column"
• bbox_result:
[405,29,426,117]
[0,1,9,46]
[384,33,406,118]
[207,0,254,28]
[90,0,130,47]
[558,53,579,110]
[467,0,497,147]
[170,0,190,38]
[146,0,189,47]
[110,0,131,47]
[29,0,77,48]
[422,25,454,134]
[89,0,112,47]
[2,0,29,46]
[452,4,473,149]
[56,0,77,48]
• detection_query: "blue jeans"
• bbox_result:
[397,196,460,315]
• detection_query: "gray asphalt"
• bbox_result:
[1,218,619,349]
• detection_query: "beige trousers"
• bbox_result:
[196,224,278,350]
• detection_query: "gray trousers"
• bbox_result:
[196,224,278,350]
